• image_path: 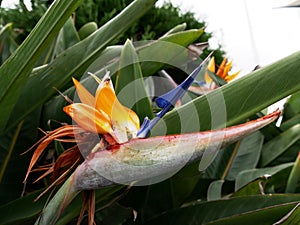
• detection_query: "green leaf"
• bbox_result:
[162,23,187,37]
[0,108,41,204]
[139,29,204,77]
[207,70,227,87]
[0,23,18,65]
[143,194,300,225]
[286,152,300,193]
[170,162,202,206]
[0,190,48,225]
[53,17,80,57]
[202,145,235,179]
[0,0,82,130]
[260,124,300,167]
[273,202,300,225]
[93,202,133,225]
[152,50,300,135]
[203,132,264,180]
[124,163,201,222]
[283,90,300,119]
[235,163,294,191]
[226,131,264,180]
[207,180,224,201]
[125,181,175,222]
[78,22,98,40]
[281,114,300,131]
[232,178,268,197]
[92,29,204,80]
[115,39,153,120]
[205,202,299,225]
[4,0,157,134]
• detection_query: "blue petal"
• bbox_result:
[155,63,203,109]
[137,54,212,138]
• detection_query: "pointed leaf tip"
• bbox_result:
[155,53,213,109]
[137,52,214,138]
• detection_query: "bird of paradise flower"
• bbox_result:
[24,56,280,225]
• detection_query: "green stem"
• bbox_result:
[221,140,241,180]
[35,174,79,225]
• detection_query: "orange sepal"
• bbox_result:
[63,103,113,135]
[95,79,140,142]
[216,57,228,78]
[225,70,240,82]
[223,61,232,77]
[204,57,215,84]
[72,77,95,107]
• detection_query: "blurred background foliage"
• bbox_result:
[0,0,224,63]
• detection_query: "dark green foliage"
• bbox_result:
[1,0,212,45]
[74,1,206,42]
[0,0,48,44]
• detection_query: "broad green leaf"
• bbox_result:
[159,29,204,46]
[0,108,41,204]
[235,163,293,191]
[161,23,187,37]
[92,29,204,80]
[260,124,300,167]
[170,161,202,206]
[0,190,48,225]
[126,162,201,222]
[139,29,204,77]
[0,0,82,129]
[281,114,300,131]
[115,39,153,120]
[202,145,235,179]
[282,90,300,119]
[286,152,300,193]
[267,165,294,193]
[207,180,224,201]
[123,162,201,220]
[78,22,98,40]
[143,194,300,225]
[206,202,299,225]
[207,70,227,87]
[37,17,80,66]
[4,0,157,134]
[226,131,264,180]
[125,181,175,222]
[93,202,133,225]
[53,17,80,57]
[152,50,300,135]
[232,178,268,197]
[125,167,200,223]
[269,140,300,167]
[274,202,300,225]
[0,23,18,65]
[203,132,264,180]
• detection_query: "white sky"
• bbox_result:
[2,0,300,75]
[158,0,300,75]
